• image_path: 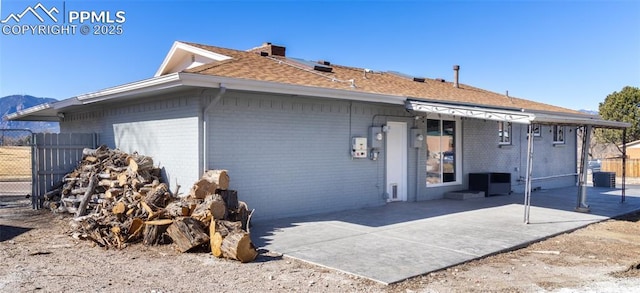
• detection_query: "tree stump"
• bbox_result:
[167,218,209,253]
[189,179,217,199]
[143,220,171,246]
[220,231,257,263]
[203,170,230,190]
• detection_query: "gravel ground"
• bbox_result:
[2,194,640,292]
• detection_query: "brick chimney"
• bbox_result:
[247,42,286,57]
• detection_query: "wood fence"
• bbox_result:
[601,158,640,178]
[32,133,97,208]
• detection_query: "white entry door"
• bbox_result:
[386,121,407,202]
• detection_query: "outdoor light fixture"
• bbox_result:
[410,128,423,148]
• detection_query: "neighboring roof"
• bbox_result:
[4,41,631,129]
[623,140,640,148]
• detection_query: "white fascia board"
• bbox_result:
[53,97,82,109]
[4,102,54,120]
[179,73,407,105]
[76,73,184,104]
[406,100,535,124]
[532,113,630,129]
[154,41,232,77]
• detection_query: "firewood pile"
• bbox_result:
[43,145,258,263]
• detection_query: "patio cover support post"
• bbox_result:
[622,128,627,203]
[576,125,591,212]
[524,124,535,224]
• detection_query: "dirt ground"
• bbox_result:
[2,195,640,293]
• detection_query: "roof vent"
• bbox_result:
[259,51,268,57]
[313,65,333,73]
[318,60,331,66]
[453,65,460,88]
[435,78,446,82]
[387,71,426,82]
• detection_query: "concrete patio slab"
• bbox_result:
[252,185,640,284]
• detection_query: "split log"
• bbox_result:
[210,219,223,257]
[227,200,251,231]
[97,172,112,179]
[127,218,144,242]
[144,183,169,208]
[203,170,230,190]
[215,220,243,237]
[210,194,227,220]
[145,219,173,225]
[105,188,123,199]
[75,174,97,217]
[167,218,209,252]
[42,188,61,201]
[112,202,127,215]
[140,201,164,220]
[98,179,120,188]
[220,231,257,263]
[189,179,217,199]
[191,194,226,225]
[127,155,154,173]
[218,189,238,210]
[165,201,190,217]
[82,145,108,158]
[143,220,171,246]
[84,155,98,163]
[117,172,129,187]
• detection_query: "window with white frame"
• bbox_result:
[498,121,512,145]
[553,125,565,143]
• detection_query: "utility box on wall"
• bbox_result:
[369,127,383,149]
[352,137,368,158]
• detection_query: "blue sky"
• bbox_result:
[1,0,638,111]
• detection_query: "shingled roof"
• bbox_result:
[181,41,583,115]
[11,40,629,128]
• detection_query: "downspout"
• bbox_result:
[622,128,627,203]
[202,86,227,173]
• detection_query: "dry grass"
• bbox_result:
[0,146,31,181]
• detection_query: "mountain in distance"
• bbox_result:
[578,109,599,116]
[0,95,59,133]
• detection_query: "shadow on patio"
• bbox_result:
[251,185,640,284]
